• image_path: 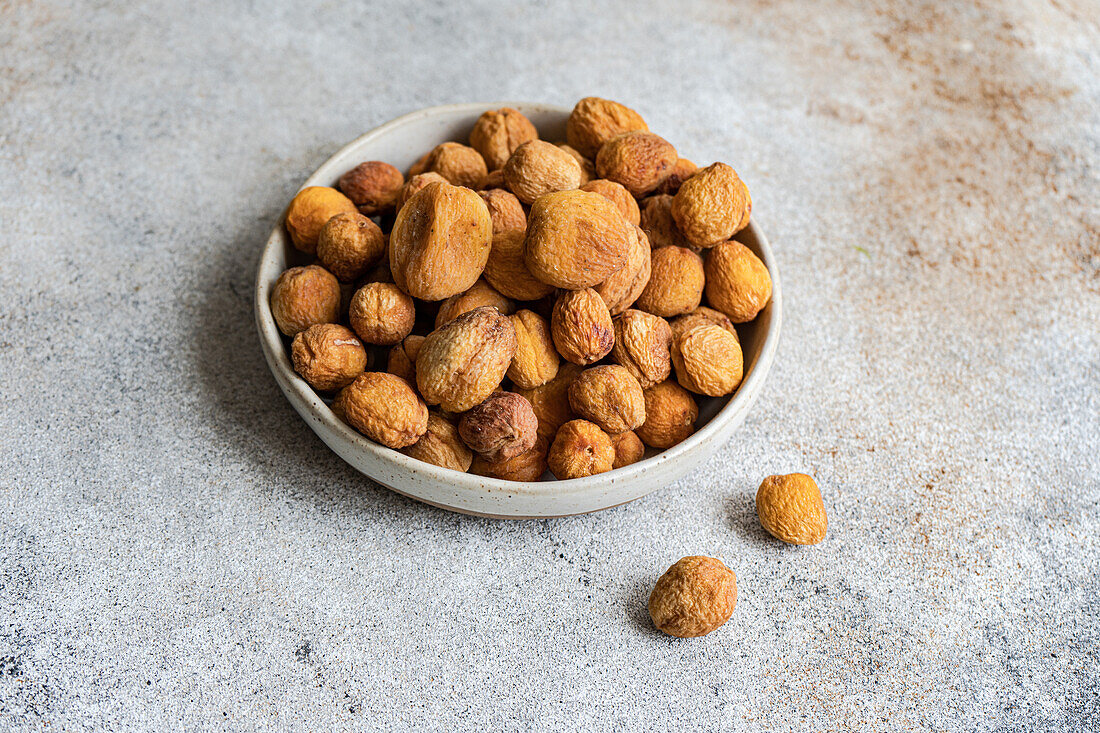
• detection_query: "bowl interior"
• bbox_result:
[255,102,780,514]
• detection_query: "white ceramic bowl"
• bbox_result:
[255,102,781,518]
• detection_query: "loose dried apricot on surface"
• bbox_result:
[756,473,828,545]
[649,556,737,638]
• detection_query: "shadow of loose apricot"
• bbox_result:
[729,492,773,544]
[184,204,471,527]
[624,574,664,639]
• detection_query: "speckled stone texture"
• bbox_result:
[1,0,1098,730]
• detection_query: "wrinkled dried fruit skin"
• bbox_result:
[316,212,386,282]
[387,334,425,385]
[480,169,505,190]
[594,225,651,315]
[389,182,493,301]
[470,436,548,482]
[396,172,449,212]
[648,556,737,638]
[284,186,357,254]
[581,179,640,225]
[416,306,517,413]
[635,245,705,317]
[478,188,527,234]
[270,265,341,337]
[338,161,405,216]
[636,379,698,449]
[639,194,691,250]
[515,362,581,444]
[655,158,698,196]
[290,321,367,391]
[484,230,555,302]
[401,412,473,472]
[458,391,538,462]
[341,372,428,449]
[508,310,559,390]
[611,430,645,469]
[468,107,539,171]
[557,144,594,185]
[407,151,431,177]
[670,306,738,344]
[611,309,672,389]
[595,131,678,198]
[567,365,646,434]
[671,163,751,248]
[704,240,773,323]
[551,289,615,366]
[671,324,744,396]
[503,140,584,205]
[566,97,649,159]
[435,279,515,328]
[524,190,632,290]
[425,142,488,189]
[329,387,348,423]
[756,473,828,545]
[348,282,416,346]
[547,419,614,479]
[291,323,367,392]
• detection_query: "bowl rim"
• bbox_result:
[254,101,782,501]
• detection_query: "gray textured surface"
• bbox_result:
[2,0,1099,730]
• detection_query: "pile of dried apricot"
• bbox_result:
[270,97,772,481]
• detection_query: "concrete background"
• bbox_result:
[1,0,1098,730]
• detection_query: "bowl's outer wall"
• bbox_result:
[255,103,782,518]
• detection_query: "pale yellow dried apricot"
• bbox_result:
[469,107,539,171]
[389,181,492,301]
[635,245,704,317]
[566,97,649,159]
[704,240,772,323]
[595,131,678,197]
[503,140,584,205]
[671,163,751,248]
[524,189,632,290]
[756,473,828,545]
